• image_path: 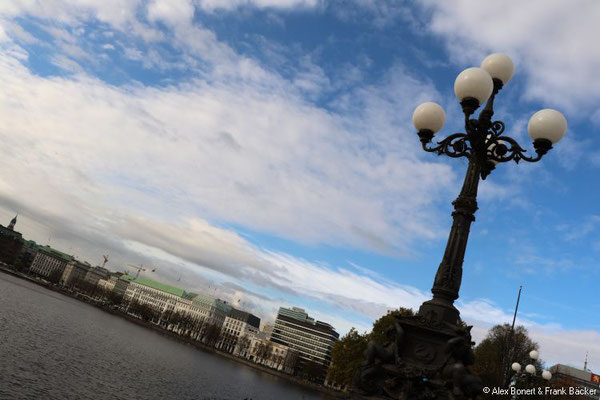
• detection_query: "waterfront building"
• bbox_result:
[549,364,600,399]
[0,215,24,266]
[29,245,74,280]
[270,307,339,373]
[83,266,110,289]
[97,273,122,292]
[123,277,185,316]
[113,274,135,303]
[188,293,232,327]
[60,260,91,287]
[17,240,40,270]
[245,334,297,374]
[217,309,260,353]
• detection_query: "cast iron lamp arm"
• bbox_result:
[418,79,554,179]
[418,131,471,158]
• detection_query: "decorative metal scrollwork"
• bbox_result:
[490,120,505,136]
[418,116,553,179]
[420,132,470,158]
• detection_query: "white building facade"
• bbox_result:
[123,278,185,316]
[30,247,73,279]
[217,309,260,353]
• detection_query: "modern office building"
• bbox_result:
[29,245,74,279]
[549,364,600,400]
[0,215,24,265]
[270,307,339,373]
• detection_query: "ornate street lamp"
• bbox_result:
[355,54,566,400]
[510,350,552,399]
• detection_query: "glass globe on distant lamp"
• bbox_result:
[512,362,522,373]
[542,370,552,381]
[529,350,539,360]
[525,364,536,375]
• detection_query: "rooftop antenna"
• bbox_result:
[585,352,589,371]
[102,255,109,268]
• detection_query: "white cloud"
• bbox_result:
[0,0,142,29]
[1,0,598,373]
[0,39,457,253]
[417,0,600,119]
[196,0,321,12]
[558,215,600,242]
[147,0,195,26]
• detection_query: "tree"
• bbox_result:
[327,308,415,388]
[159,309,173,328]
[369,307,415,345]
[137,304,157,322]
[473,324,543,397]
[255,341,273,364]
[300,360,325,382]
[327,328,368,387]
[48,269,63,285]
[202,323,222,346]
[272,354,284,370]
[106,291,122,306]
[237,335,251,357]
[283,350,299,374]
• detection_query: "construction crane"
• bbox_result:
[126,264,146,279]
[125,264,157,279]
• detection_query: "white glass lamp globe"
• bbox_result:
[529,350,539,360]
[542,370,552,380]
[481,53,515,84]
[525,364,536,374]
[527,109,567,144]
[512,362,522,372]
[454,67,494,105]
[412,102,446,133]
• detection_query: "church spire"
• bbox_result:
[8,214,17,230]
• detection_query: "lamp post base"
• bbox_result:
[354,313,483,400]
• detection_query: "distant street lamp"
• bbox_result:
[510,350,552,399]
[355,54,566,399]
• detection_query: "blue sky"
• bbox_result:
[1,0,599,371]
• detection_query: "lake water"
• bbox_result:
[0,273,337,400]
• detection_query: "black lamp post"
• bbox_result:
[355,54,567,400]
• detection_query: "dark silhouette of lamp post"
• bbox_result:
[355,54,567,400]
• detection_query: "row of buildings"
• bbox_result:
[3,215,598,392]
[0,215,339,379]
